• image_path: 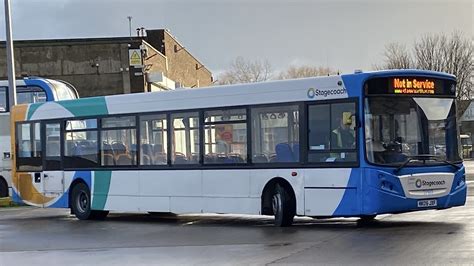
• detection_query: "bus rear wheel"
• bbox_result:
[71,182,108,220]
[272,184,295,227]
[0,178,8,198]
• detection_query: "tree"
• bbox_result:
[377,32,473,117]
[217,57,272,85]
[278,65,336,80]
[413,32,473,105]
[376,43,413,70]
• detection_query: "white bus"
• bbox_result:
[0,77,78,197]
[10,70,466,226]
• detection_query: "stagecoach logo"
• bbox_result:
[415,179,423,188]
[415,178,446,189]
[307,87,347,99]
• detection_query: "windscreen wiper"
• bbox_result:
[394,155,460,174]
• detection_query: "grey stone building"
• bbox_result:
[0,29,213,97]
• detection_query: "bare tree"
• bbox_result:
[414,32,473,105]
[377,32,473,118]
[217,57,272,85]
[277,65,336,80]
[376,43,413,70]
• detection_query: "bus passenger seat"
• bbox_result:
[102,154,115,166]
[275,143,295,162]
[154,152,167,165]
[253,154,268,163]
[116,154,132,165]
[292,143,300,161]
[141,154,152,165]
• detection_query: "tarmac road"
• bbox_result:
[0,180,473,265]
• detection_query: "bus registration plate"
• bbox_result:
[417,199,437,208]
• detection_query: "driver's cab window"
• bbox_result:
[308,101,357,163]
[17,87,47,105]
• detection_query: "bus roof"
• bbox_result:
[17,69,456,122]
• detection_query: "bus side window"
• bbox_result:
[0,87,7,112]
[171,112,200,165]
[17,87,47,105]
[16,122,42,172]
[308,102,357,163]
[63,119,99,168]
[251,105,300,163]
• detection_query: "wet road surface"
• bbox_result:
[0,183,473,265]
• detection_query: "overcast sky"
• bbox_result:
[0,0,472,75]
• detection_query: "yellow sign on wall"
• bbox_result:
[129,49,142,66]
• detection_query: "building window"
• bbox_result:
[251,105,300,163]
[204,108,247,164]
[171,112,199,165]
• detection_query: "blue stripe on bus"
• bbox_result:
[332,169,360,216]
[11,189,24,205]
[24,79,55,101]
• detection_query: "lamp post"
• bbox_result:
[4,0,16,109]
[127,16,132,38]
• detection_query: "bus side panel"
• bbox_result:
[250,169,304,215]
[100,171,139,212]
[303,168,360,217]
[202,169,258,214]
[140,170,201,213]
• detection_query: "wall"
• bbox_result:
[0,40,135,97]
[146,30,213,88]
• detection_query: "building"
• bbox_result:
[0,29,213,97]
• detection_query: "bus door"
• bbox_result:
[42,121,64,195]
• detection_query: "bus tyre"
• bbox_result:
[71,182,93,220]
[357,215,377,226]
[91,210,109,220]
[272,184,295,227]
[71,183,109,220]
[0,178,8,198]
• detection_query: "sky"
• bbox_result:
[0,0,472,75]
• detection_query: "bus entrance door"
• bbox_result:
[42,122,64,198]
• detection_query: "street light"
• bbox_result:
[4,0,17,109]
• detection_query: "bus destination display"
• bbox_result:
[392,78,435,94]
[366,77,454,96]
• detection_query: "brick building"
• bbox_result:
[0,29,213,97]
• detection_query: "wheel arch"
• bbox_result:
[261,177,296,215]
[0,175,8,197]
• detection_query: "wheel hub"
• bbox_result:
[77,192,89,213]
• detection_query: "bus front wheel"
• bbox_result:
[272,184,295,227]
[71,182,108,220]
